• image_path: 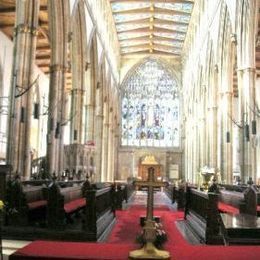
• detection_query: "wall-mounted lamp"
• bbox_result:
[49,118,54,131]
[226,131,230,143]
[245,124,250,142]
[55,122,60,139]
[33,103,39,119]
[20,107,25,123]
[74,129,77,141]
[252,120,257,135]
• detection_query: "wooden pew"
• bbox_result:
[82,185,115,241]
[109,180,135,210]
[3,178,115,242]
[220,212,260,245]
[240,185,260,216]
[5,178,48,226]
[218,184,247,192]
[209,184,260,244]
[256,187,260,216]
[185,187,223,244]
[174,185,186,209]
[217,184,260,215]
[217,189,243,214]
[218,183,260,216]
[47,182,86,229]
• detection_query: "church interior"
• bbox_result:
[0,0,260,259]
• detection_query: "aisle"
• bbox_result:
[9,191,260,260]
[130,190,174,208]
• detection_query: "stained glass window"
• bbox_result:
[121,59,179,147]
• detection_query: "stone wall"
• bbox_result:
[117,147,183,181]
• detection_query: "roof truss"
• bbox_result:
[110,0,194,56]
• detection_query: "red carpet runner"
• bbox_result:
[10,202,260,259]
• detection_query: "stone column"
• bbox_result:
[101,102,109,181]
[188,124,192,182]
[85,64,95,142]
[58,87,70,173]
[94,82,103,182]
[114,122,120,180]
[199,116,206,167]
[113,122,119,180]
[46,0,69,175]
[110,129,115,181]
[236,0,257,182]
[194,99,200,178]
[112,118,116,180]
[7,0,40,179]
[225,91,233,184]
[212,66,219,169]
[184,118,189,181]
[236,69,245,182]
[94,115,103,182]
[70,10,86,144]
[70,88,84,143]
[200,91,206,167]
[236,0,258,183]
[107,108,114,181]
[218,90,233,184]
[242,68,256,181]
[70,88,77,143]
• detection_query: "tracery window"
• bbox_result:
[121,59,179,147]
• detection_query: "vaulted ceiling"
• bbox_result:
[110,0,194,57]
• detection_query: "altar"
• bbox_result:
[138,155,161,180]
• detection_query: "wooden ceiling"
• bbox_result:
[0,0,72,86]
[110,0,194,57]
[0,1,258,81]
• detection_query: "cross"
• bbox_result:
[129,167,170,259]
[135,167,166,223]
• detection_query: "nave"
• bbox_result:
[3,190,260,260]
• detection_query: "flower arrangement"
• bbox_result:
[136,222,167,248]
[0,200,3,211]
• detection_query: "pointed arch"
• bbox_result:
[121,57,181,89]
[121,58,180,148]
[70,0,87,144]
